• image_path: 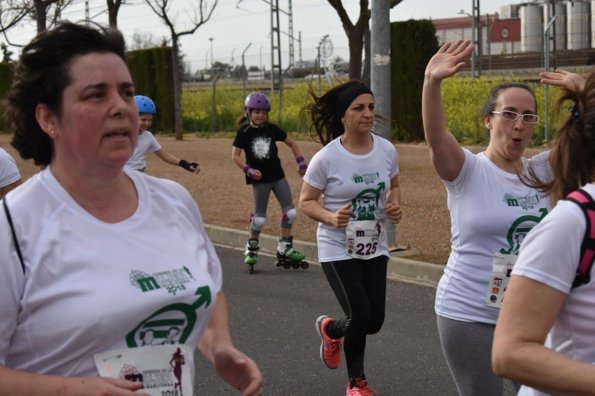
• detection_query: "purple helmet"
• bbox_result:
[135,95,157,114]
[244,92,271,111]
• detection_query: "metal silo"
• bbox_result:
[567,0,589,49]
[544,1,567,50]
[521,3,543,52]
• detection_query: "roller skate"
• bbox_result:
[275,236,308,269]
[244,238,259,274]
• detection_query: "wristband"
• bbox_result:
[243,164,256,177]
[295,156,307,171]
[179,159,199,172]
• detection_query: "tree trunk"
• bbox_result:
[171,37,183,140]
[34,0,47,32]
[361,25,371,85]
[107,0,122,28]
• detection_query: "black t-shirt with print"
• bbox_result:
[232,123,288,184]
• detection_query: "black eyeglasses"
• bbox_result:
[491,110,540,125]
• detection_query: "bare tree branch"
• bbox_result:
[143,0,218,139]
[0,0,33,36]
[327,0,405,81]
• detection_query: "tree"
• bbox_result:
[31,0,73,33]
[0,0,72,48]
[129,30,165,50]
[106,0,124,28]
[0,1,31,38]
[327,0,404,81]
[144,0,218,140]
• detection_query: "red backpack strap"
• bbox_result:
[565,188,595,289]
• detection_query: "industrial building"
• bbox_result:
[431,0,595,72]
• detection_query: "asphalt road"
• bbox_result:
[192,244,465,396]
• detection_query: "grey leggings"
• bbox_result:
[251,177,294,233]
[436,315,518,396]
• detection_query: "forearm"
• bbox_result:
[0,366,59,396]
[387,185,401,207]
[493,343,595,395]
[299,198,333,226]
[422,76,449,147]
[155,150,181,166]
[198,290,233,364]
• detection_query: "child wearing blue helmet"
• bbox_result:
[232,91,308,272]
[127,95,200,174]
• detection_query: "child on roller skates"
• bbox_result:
[232,91,308,271]
[126,95,200,174]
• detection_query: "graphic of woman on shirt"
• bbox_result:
[170,347,185,396]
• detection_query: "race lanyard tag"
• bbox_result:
[346,220,382,260]
[94,344,194,396]
[485,253,517,308]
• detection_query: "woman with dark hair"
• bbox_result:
[422,40,553,395]
[300,80,402,395]
[493,69,595,395]
[0,22,262,396]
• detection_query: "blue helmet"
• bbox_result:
[134,95,157,114]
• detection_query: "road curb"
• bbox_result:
[204,224,444,288]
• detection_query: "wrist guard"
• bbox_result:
[179,159,199,172]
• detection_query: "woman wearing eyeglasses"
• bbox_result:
[422,40,553,396]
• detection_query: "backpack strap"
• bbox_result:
[2,198,25,274]
[565,188,595,289]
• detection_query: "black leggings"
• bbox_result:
[321,255,388,380]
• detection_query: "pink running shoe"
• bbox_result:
[315,315,342,369]
[346,378,377,396]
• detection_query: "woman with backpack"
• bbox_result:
[492,69,595,395]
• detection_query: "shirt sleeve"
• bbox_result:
[0,149,21,188]
[272,124,288,142]
[512,199,585,294]
[146,132,162,153]
[303,150,328,191]
[0,199,26,363]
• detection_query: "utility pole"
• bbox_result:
[242,42,252,98]
[472,0,481,78]
[371,0,396,248]
[269,0,282,93]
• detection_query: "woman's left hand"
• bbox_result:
[385,202,402,224]
[213,346,263,396]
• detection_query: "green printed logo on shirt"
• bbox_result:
[500,207,548,255]
[130,266,196,295]
[352,171,380,185]
[126,286,212,347]
[352,182,385,221]
[503,192,541,210]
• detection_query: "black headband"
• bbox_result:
[335,82,374,118]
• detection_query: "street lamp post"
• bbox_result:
[209,37,214,69]
[459,10,476,78]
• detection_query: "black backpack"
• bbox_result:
[565,188,595,289]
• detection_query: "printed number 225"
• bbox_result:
[356,242,377,256]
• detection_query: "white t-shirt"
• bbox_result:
[126,131,161,171]
[435,149,552,325]
[303,134,399,262]
[0,167,222,376]
[515,183,595,396]
[0,147,21,188]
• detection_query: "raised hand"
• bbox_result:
[424,40,474,83]
[539,69,586,93]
